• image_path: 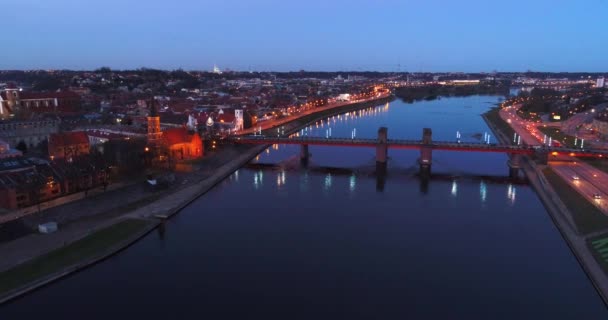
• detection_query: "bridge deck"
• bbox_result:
[229,136,608,158]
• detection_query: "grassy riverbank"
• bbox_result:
[589,234,608,275]
[542,167,608,235]
[483,107,516,141]
[0,218,152,298]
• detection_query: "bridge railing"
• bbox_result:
[229,136,608,156]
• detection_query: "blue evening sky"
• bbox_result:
[2,0,607,72]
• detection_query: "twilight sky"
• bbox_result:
[2,0,607,72]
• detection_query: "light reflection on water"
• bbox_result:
[480,181,487,203]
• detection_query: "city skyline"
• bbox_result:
[2,0,607,72]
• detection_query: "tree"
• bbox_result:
[95,67,112,73]
[16,141,27,153]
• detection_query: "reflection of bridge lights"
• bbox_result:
[235,170,239,182]
[276,170,286,187]
[276,170,285,187]
[324,173,332,190]
[349,174,356,192]
[480,181,487,202]
[253,171,263,190]
[507,184,516,205]
[451,180,458,197]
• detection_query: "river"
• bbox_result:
[1,95,606,319]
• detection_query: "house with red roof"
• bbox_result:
[48,131,90,161]
[162,127,203,160]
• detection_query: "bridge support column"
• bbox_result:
[534,149,548,165]
[419,128,432,177]
[376,127,388,175]
[300,144,309,166]
[376,172,386,192]
[508,154,523,179]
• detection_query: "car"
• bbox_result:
[572,175,580,180]
[593,193,602,200]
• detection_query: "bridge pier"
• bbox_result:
[376,172,386,192]
[534,149,548,165]
[419,128,432,177]
[419,175,429,194]
[376,127,388,175]
[300,144,309,166]
[508,154,523,178]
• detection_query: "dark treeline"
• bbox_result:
[394,84,510,102]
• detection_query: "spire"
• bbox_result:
[149,97,158,117]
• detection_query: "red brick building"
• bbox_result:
[48,131,90,161]
[163,127,203,160]
[146,98,203,162]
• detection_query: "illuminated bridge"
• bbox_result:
[228,127,608,177]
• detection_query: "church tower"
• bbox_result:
[147,98,162,145]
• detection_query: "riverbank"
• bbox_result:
[483,107,608,307]
[0,93,394,305]
[0,218,158,304]
[395,85,509,103]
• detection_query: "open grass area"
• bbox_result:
[537,126,577,148]
[542,167,608,235]
[0,218,151,297]
[588,234,608,275]
[483,107,516,142]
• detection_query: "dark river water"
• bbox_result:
[2,96,607,319]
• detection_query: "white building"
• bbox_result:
[213,64,222,75]
[597,77,605,88]
[234,109,244,131]
[336,94,351,102]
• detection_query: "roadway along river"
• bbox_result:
[2,95,607,319]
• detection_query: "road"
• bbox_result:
[500,104,608,214]
[499,105,543,146]
[236,92,391,136]
[551,161,608,213]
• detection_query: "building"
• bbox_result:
[163,127,203,160]
[0,158,61,210]
[48,131,90,161]
[597,77,605,89]
[234,109,244,131]
[0,86,81,119]
[0,156,108,210]
[147,98,163,148]
[0,118,60,149]
[0,139,22,159]
[145,98,203,163]
[84,130,129,147]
